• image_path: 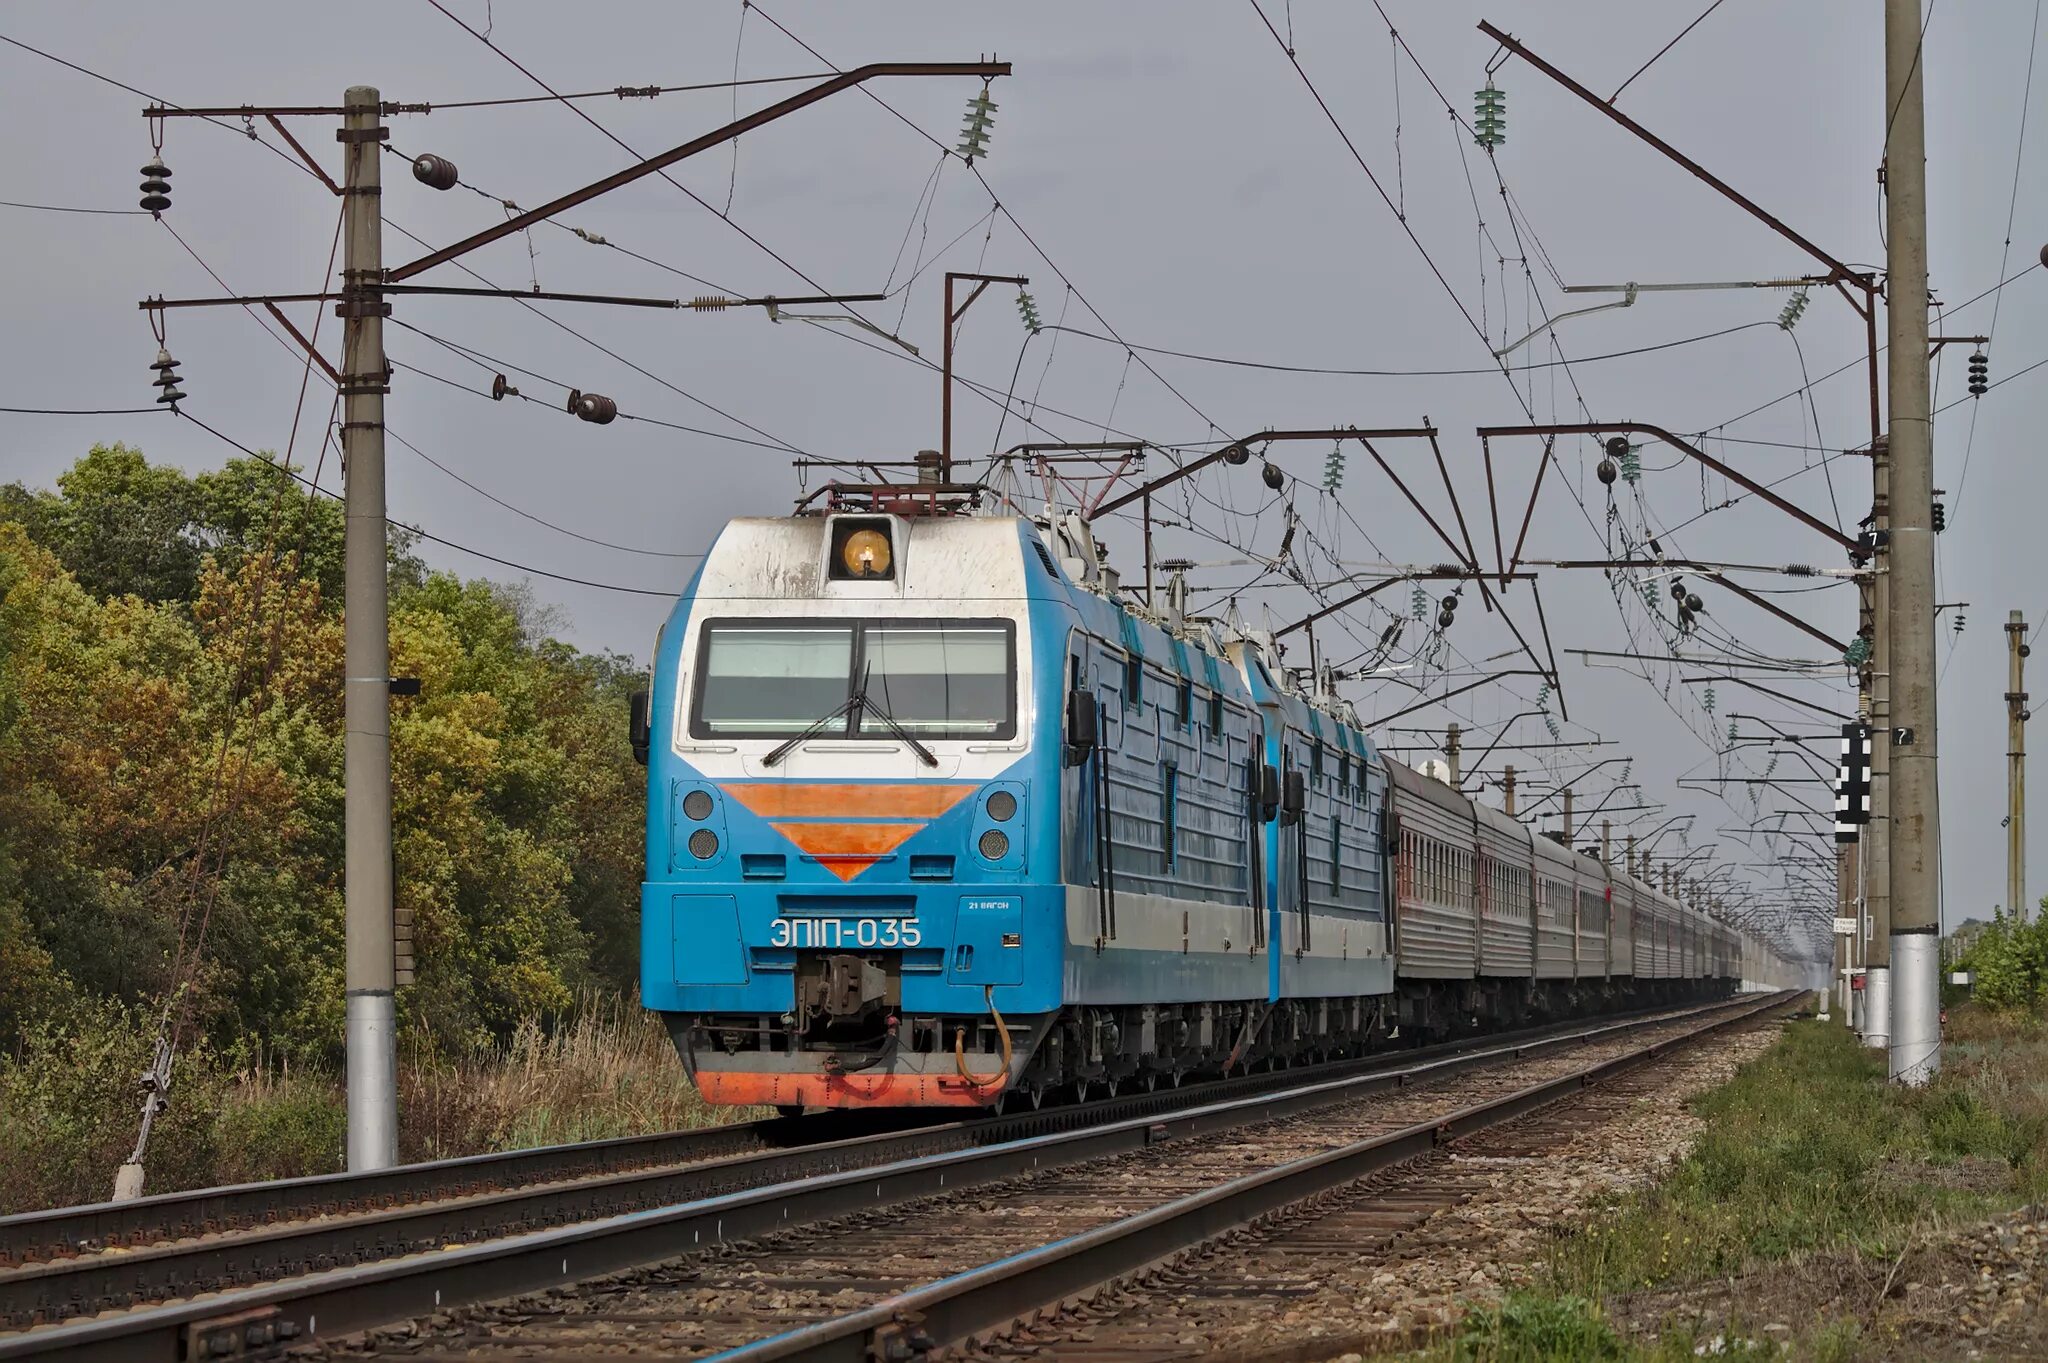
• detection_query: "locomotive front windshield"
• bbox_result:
[694,619,1015,739]
[696,624,854,734]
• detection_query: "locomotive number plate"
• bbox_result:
[768,917,924,948]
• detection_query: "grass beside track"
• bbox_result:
[1413,1000,2048,1362]
[0,996,762,1213]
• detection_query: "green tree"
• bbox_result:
[0,446,647,1063]
[3,444,204,603]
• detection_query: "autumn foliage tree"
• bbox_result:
[0,445,647,1062]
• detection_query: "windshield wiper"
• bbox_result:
[762,691,860,767]
[858,684,939,768]
[761,668,940,769]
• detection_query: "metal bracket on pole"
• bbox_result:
[1477,422,1861,559]
[385,63,1010,284]
[941,272,1028,477]
[1493,282,1637,358]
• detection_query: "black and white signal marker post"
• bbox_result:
[1834,722,1872,1021]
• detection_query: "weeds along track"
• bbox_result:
[0,996,1780,1360]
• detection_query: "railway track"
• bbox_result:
[951,1051,1753,1362]
[692,992,1795,1363]
[0,997,1717,1336]
[0,991,1790,1361]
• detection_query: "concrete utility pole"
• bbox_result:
[1561,787,1575,844]
[2009,611,2030,923]
[1502,765,1517,817]
[341,85,398,1170]
[1884,0,1943,1085]
[1445,723,1462,787]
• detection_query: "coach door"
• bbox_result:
[1061,635,1125,947]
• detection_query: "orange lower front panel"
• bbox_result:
[693,1067,1008,1108]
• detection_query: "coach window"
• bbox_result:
[1207,691,1224,740]
[1123,651,1143,709]
[1329,816,1342,893]
[1177,678,1193,730]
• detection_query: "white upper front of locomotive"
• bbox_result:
[662,514,1041,783]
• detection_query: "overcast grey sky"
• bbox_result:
[3,2,2041,962]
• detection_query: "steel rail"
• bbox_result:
[0,995,1770,1361]
[0,1120,963,1330]
[713,990,1798,1362]
[0,1116,798,1269]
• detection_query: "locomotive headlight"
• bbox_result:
[840,528,892,578]
[986,790,1017,822]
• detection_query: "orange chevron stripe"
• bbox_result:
[769,822,924,882]
[724,783,976,820]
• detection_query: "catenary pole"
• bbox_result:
[2009,611,2030,923]
[341,85,398,1168]
[1884,0,1942,1084]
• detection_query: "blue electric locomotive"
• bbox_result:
[635,489,1792,1111]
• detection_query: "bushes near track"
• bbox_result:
[1948,909,2048,1012]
